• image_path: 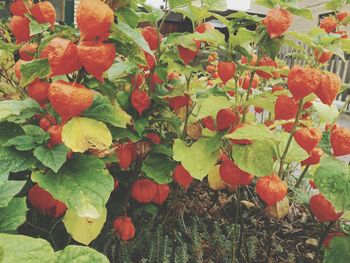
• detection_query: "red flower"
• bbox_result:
[294,127,322,153]
[275,95,299,121]
[256,175,287,206]
[28,184,67,218]
[315,72,341,106]
[131,179,157,203]
[141,26,162,51]
[152,184,170,205]
[172,164,193,189]
[178,40,200,65]
[146,133,161,144]
[216,108,237,131]
[330,127,350,156]
[323,232,346,249]
[256,56,277,79]
[262,8,292,38]
[113,216,135,241]
[219,160,253,187]
[115,142,135,170]
[131,89,151,116]
[310,194,343,222]
[301,148,324,166]
[195,22,214,33]
[218,62,236,84]
[168,95,190,110]
[320,16,337,33]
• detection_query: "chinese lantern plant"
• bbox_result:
[0,0,350,262]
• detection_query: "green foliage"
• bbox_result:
[20,59,51,87]
[0,146,35,178]
[0,99,41,123]
[324,236,350,263]
[33,144,70,173]
[32,155,114,219]
[141,154,176,184]
[0,180,26,207]
[314,157,350,211]
[0,198,28,232]
[173,138,219,180]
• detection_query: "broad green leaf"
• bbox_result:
[56,245,109,263]
[168,0,190,8]
[62,117,112,153]
[63,208,107,245]
[0,147,35,178]
[314,157,350,211]
[285,31,314,47]
[0,180,26,207]
[324,0,343,11]
[313,101,339,124]
[107,61,137,80]
[32,155,114,218]
[254,0,276,8]
[22,125,50,144]
[20,59,51,87]
[246,92,276,112]
[33,144,70,173]
[274,132,309,163]
[196,95,233,119]
[174,4,211,24]
[285,6,313,20]
[141,154,176,184]
[232,140,276,177]
[0,122,24,146]
[225,124,274,141]
[116,7,139,28]
[110,22,153,55]
[29,19,50,36]
[324,236,350,263]
[0,198,28,232]
[173,138,218,180]
[3,135,36,151]
[0,233,56,263]
[83,95,131,128]
[0,40,17,52]
[150,144,173,157]
[0,99,41,122]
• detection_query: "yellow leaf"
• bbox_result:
[208,165,225,190]
[63,208,107,245]
[62,117,112,153]
[265,197,289,220]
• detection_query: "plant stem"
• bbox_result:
[182,74,192,138]
[277,98,304,177]
[242,71,256,123]
[295,165,310,188]
[313,221,335,263]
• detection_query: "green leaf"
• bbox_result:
[314,157,350,211]
[62,117,112,153]
[134,117,149,136]
[0,233,56,263]
[313,101,339,124]
[33,144,70,173]
[168,0,190,8]
[324,236,350,263]
[0,198,28,232]
[274,132,309,163]
[83,95,132,128]
[151,144,173,157]
[29,19,50,36]
[3,135,36,151]
[32,155,114,219]
[195,95,233,119]
[0,147,35,178]
[173,138,218,180]
[63,208,107,245]
[0,180,26,207]
[22,125,50,144]
[56,245,109,263]
[0,123,24,146]
[20,59,51,87]
[107,61,137,80]
[110,22,153,56]
[116,7,139,28]
[285,6,313,20]
[0,40,17,52]
[246,92,276,112]
[142,154,176,184]
[0,99,41,122]
[232,140,276,177]
[254,0,276,9]
[324,0,343,11]
[225,124,274,141]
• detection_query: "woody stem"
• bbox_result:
[295,165,310,188]
[278,98,304,178]
[242,71,256,123]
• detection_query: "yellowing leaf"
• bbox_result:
[62,117,112,153]
[63,208,107,245]
[208,165,225,190]
[265,197,289,220]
